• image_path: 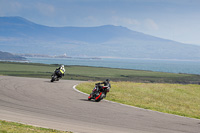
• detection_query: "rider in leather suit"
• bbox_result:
[96,79,111,95]
[55,65,65,78]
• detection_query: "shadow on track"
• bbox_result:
[79,99,96,102]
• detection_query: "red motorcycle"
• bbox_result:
[88,83,109,102]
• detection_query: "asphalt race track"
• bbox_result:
[0,76,200,133]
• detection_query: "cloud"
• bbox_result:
[0,1,22,15]
[111,16,140,26]
[84,16,99,23]
[35,2,55,17]
[144,19,159,30]
[0,1,56,18]
[10,1,22,11]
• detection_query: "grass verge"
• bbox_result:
[0,120,71,133]
[76,81,200,119]
[1,61,200,84]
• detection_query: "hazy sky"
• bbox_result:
[1,0,200,45]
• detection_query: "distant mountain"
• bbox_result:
[1,16,200,60]
[0,51,26,61]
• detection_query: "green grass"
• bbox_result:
[76,81,200,119]
[0,120,71,133]
[1,61,200,84]
[0,62,56,78]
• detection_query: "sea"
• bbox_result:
[26,57,200,75]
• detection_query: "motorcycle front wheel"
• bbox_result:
[88,94,92,100]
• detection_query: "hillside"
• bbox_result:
[1,16,200,60]
[0,51,26,61]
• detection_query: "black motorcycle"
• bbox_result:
[88,83,109,102]
[51,69,62,82]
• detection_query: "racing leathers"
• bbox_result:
[55,66,65,78]
[94,81,111,96]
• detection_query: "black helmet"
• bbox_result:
[106,79,110,82]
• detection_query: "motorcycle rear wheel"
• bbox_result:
[51,78,54,82]
[51,76,55,82]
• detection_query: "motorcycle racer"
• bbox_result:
[54,65,65,78]
[88,79,111,101]
[95,79,111,96]
[51,65,65,82]
[96,79,111,91]
[58,65,65,76]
